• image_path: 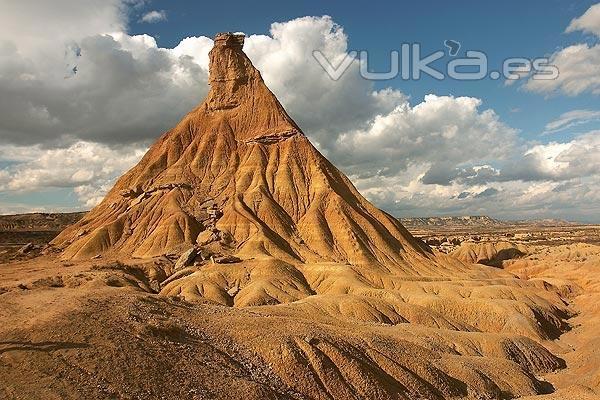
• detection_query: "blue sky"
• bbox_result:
[0,0,599,221]
[130,0,600,141]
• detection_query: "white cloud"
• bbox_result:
[0,170,9,189]
[566,3,600,37]
[525,4,600,97]
[332,94,518,183]
[0,142,146,206]
[551,130,600,178]
[0,32,211,146]
[437,131,600,184]
[544,109,600,133]
[0,0,125,70]
[520,142,574,179]
[524,43,600,96]
[140,10,167,24]
[0,1,210,146]
[349,130,600,220]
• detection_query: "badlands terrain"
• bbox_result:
[1,33,599,399]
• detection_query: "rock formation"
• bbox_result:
[52,32,431,269]
[451,241,528,267]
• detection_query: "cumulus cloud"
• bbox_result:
[524,43,600,96]
[419,131,600,185]
[427,165,501,187]
[330,94,518,184]
[525,3,600,96]
[566,3,600,37]
[140,10,167,24]
[353,167,600,222]
[0,31,210,146]
[350,130,600,220]
[0,142,146,207]
[0,0,212,147]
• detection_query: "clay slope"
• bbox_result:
[451,241,528,267]
[0,255,572,400]
[52,33,430,269]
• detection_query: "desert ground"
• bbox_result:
[1,213,599,399]
[1,33,599,400]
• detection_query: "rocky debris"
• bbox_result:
[18,243,34,254]
[119,186,143,198]
[199,199,216,209]
[164,253,180,262]
[197,227,233,247]
[150,183,191,192]
[226,285,240,297]
[303,336,317,345]
[214,255,242,264]
[91,254,102,260]
[129,192,149,208]
[245,130,299,145]
[219,231,234,246]
[122,184,193,210]
[425,238,442,246]
[207,205,223,219]
[174,247,199,270]
[76,229,88,237]
[197,230,220,246]
[148,280,161,293]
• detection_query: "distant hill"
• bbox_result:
[0,212,86,232]
[510,218,578,227]
[0,212,579,233]
[399,215,503,227]
[399,215,579,228]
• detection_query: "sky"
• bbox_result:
[0,0,599,222]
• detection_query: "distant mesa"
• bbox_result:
[400,215,503,227]
[400,215,579,228]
